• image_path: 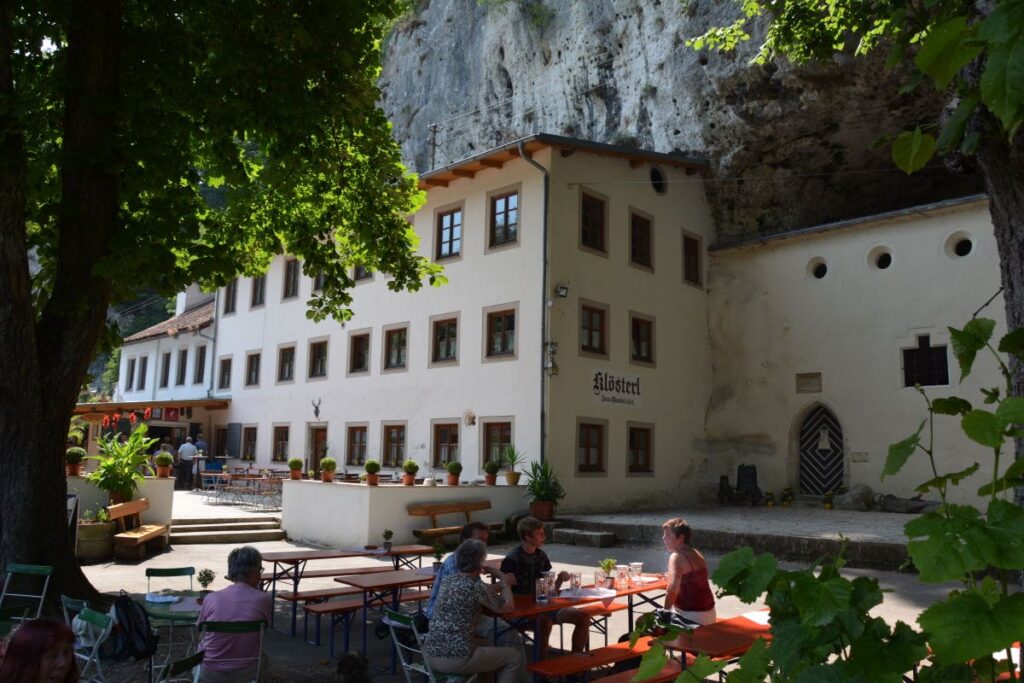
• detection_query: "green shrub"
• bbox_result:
[445,460,463,475]
[320,457,337,472]
[288,457,303,470]
[364,459,381,474]
[65,446,86,464]
[87,424,157,501]
[154,453,174,467]
[483,460,500,475]
[402,459,419,474]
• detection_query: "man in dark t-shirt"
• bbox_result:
[500,517,590,657]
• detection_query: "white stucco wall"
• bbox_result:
[706,198,1005,505]
[281,481,529,547]
[66,476,175,525]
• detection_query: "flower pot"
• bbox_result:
[155,465,172,478]
[504,471,521,486]
[366,473,380,486]
[823,502,833,510]
[529,501,555,521]
[110,491,130,505]
[65,463,83,477]
[446,474,460,486]
[484,474,497,486]
[290,469,302,480]
[402,473,415,486]
[322,471,335,483]
[76,522,114,561]
[383,541,393,552]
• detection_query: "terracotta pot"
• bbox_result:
[109,491,130,505]
[402,473,415,486]
[484,474,497,486]
[504,471,521,486]
[65,463,83,477]
[366,473,380,486]
[76,522,114,561]
[155,465,172,478]
[446,474,460,486]
[322,471,335,483]
[290,469,302,480]
[529,500,555,521]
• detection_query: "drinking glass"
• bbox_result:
[630,562,644,582]
[616,565,630,589]
[570,571,582,594]
[535,578,549,604]
[594,570,607,588]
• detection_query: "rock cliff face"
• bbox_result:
[380,0,980,241]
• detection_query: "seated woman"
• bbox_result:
[662,517,717,626]
[423,539,525,683]
[0,618,79,683]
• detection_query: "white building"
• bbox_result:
[91,133,1003,511]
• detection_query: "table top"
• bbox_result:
[262,544,432,564]
[500,577,668,620]
[141,591,201,622]
[333,569,435,591]
[663,612,771,659]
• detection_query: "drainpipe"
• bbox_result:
[518,141,550,463]
[202,289,219,400]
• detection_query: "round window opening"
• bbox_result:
[813,263,828,279]
[876,252,892,269]
[954,238,973,257]
[650,167,668,195]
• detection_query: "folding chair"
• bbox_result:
[384,608,478,683]
[147,566,195,593]
[0,563,53,621]
[61,595,91,626]
[196,620,265,683]
[0,606,28,638]
[74,606,114,683]
[157,649,204,683]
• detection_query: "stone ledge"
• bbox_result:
[574,530,617,547]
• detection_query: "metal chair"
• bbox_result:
[61,595,91,626]
[157,649,204,683]
[73,606,114,683]
[147,566,195,593]
[0,563,53,621]
[196,621,265,682]
[384,608,478,683]
[0,605,28,638]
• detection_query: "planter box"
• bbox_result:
[76,522,114,561]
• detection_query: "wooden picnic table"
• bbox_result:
[664,611,772,660]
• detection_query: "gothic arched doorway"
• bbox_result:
[798,405,844,494]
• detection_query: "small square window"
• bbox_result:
[126,358,136,391]
[903,335,949,387]
[385,328,408,369]
[283,259,300,299]
[490,192,519,247]
[251,275,266,307]
[273,426,289,462]
[223,280,238,315]
[580,305,607,355]
[577,422,605,473]
[218,358,232,390]
[176,348,188,386]
[137,357,148,391]
[483,422,511,464]
[308,341,328,378]
[245,353,261,386]
[349,334,370,373]
[194,346,207,384]
[436,209,462,260]
[683,234,702,286]
[581,193,606,252]
[383,424,406,467]
[630,213,652,268]
[631,316,654,364]
[277,346,295,382]
[347,426,367,466]
[160,352,171,389]
[242,427,257,460]
[628,426,653,473]
[432,319,458,363]
[433,423,459,467]
[486,310,516,357]
[312,271,326,292]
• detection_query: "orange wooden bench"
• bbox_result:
[529,635,658,679]
[407,500,503,541]
[304,589,430,656]
[260,565,391,583]
[598,659,688,683]
[107,498,169,561]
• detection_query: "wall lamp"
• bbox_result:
[554,284,570,298]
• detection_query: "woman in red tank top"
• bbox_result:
[662,517,716,625]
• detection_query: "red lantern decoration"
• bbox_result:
[129,411,137,424]
[101,415,110,429]
[112,412,121,424]
[143,407,152,421]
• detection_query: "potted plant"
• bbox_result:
[763,492,775,507]
[197,568,216,595]
[87,424,157,503]
[523,461,565,521]
[445,460,462,486]
[288,457,303,480]
[401,459,419,486]
[823,491,834,510]
[365,459,381,486]
[432,541,444,572]
[76,507,114,561]
[320,457,337,483]
[483,459,500,486]
[502,445,524,486]
[598,558,618,589]
[306,469,315,480]
[65,446,86,477]
[382,529,394,552]
[154,452,174,478]
[780,487,794,507]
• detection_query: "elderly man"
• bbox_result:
[177,436,198,489]
[196,546,271,682]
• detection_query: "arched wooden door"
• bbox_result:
[798,405,844,494]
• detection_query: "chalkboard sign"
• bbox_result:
[225,423,242,459]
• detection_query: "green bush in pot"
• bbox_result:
[87,423,157,502]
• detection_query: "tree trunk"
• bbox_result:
[0,0,123,608]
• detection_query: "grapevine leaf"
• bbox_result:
[995,397,1024,424]
[634,640,666,681]
[915,463,979,494]
[892,128,937,174]
[949,318,996,381]
[961,410,1007,448]
[977,499,1024,569]
[997,328,1024,359]
[980,37,1024,131]
[918,591,1024,665]
[725,638,771,683]
[931,397,973,416]
[915,18,982,88]
[678,653,728,682]
[937,95,980,153]
[711,547,778,603]
[904,507,988,582]
[883,420,926,479]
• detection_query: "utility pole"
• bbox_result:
[427,123,439,170]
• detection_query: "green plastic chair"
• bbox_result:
[146,566,195,593]
[157,649,204,683]
[61,595,91,626]
[0,605,28,638]
[0,563,53,621]
[384,608,477,683]
[73,606,114,683]
[196,620,265,682]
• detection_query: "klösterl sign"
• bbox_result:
[592,370,641,407]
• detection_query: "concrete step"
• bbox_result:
[170,529,286,545]
[170,521,281,533]
[171,516,280,525]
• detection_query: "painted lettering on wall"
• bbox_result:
[591,370,641,407]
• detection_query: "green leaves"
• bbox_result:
[882,420,925,480]
[915,18,982,88]
[678,654,728,682]
[949,318,996,381]
[997,328,1024,359]
[918,589,1024,664]
[712,547,778,603]
[892,127,937,174]
[915,463,979,495]
[931,397,972,416]
[634,640,665,681]
[961,410,1007,448]
[904,506,989,582]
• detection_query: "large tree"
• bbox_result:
[0,0,439,602]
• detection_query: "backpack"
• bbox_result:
[112,590,159,660]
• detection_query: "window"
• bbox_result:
[349,334,370,373]
[490,192,518,247]
[308,340,328,378]
[126,358,136,391]
[484,422,511,464]
[176,349,188,385]
[631,315,654,364]
[312,271,326,292]
[433,423,459,467]
[383,424,405,467]
[277,346,295,382]
[283,259,300,299]
[436,209,462,259]
[384,328,407,369]
[160,352,171,388]
[578,422,605,473]
[630,213,652,268]
[581,193,606,252]
[250,275,266,307]
[242,427,257,460]
[218,357,232,390]
[903,335,949,387]
[194,346,207,384]
[347,426,368,466]
[354,265,372,281]
[223,279,237,315]
[628,426,653,473]
[580,304,607,355]
[137,356,148,391]
[432,319,458,363]
[273,426,289,462]
[245,353,261,386]
[683,233,702,286]
[486,309,516,357]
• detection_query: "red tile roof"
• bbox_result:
[123,301,214,344]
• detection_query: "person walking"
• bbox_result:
[177,437,197,490]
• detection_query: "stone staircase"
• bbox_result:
[169,516,285,545]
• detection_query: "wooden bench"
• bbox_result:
[407,500,503,541]
[303,589,430,655]
[260,565,392,583]
[107,498,169,561]
[529,635,659,679]
[598,659,688,683]
[276,587,363,603]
